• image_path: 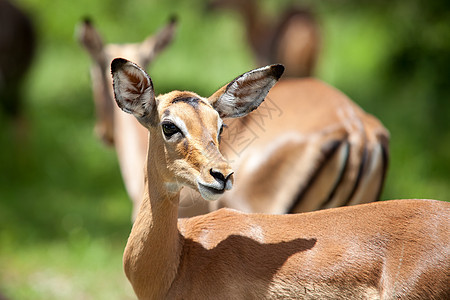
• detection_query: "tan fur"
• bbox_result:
[112,59,449,299]
[168,200,449,299]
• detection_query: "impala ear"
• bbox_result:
[208,64,284,118]
[111,58,156,123]
[77,18,105,65]
[139,16,177,67]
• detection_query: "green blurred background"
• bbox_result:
[0,0,449,298]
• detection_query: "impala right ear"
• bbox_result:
[111,58,156,122]
[208,64,284,118]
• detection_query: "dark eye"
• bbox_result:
[162,122,181,138]
[220,124,228,134]
[218,124,226,143]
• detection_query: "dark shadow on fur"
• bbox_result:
[174,234,317,295]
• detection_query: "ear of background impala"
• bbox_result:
[77,18,105,66]
[139,16,177,67]
[207,0,320,77]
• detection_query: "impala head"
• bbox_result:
[77,17,177,145]
[111,58,284,200]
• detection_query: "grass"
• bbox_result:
[0,238,134,299]
[1,0,449,299]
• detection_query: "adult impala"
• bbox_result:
[112,58,449,299]
[218,77,389,214]
[78,17,178,219]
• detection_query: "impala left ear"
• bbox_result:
[208,64,284,118]
[111,58,156,124]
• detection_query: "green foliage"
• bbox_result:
[1,0,449,298]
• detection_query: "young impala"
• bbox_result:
[112,58,449,299]
[78,17,177,219]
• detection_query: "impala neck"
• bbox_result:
[123,130,182,299]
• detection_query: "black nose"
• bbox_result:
[210,168,233,186]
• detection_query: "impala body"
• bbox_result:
[112,58,449,299]
[217,78,389,214]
